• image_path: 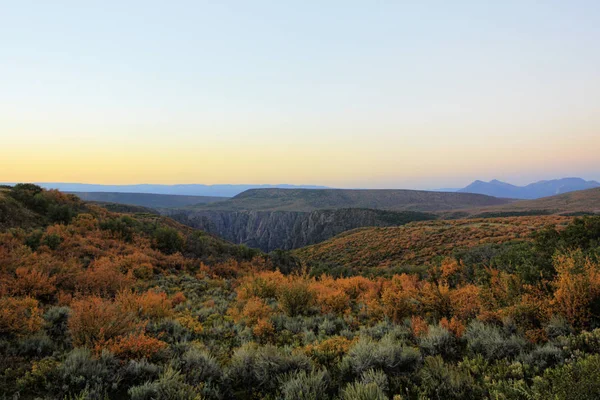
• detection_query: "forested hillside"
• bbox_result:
[3,185,600,399]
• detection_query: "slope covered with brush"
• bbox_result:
[4,184,600,399]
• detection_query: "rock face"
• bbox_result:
[164,208,435,252]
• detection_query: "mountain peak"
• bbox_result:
[459,177,600,199]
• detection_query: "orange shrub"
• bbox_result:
[411,316,429,337]
[175,312,204,334]
[235,297,273,325]
[75,257,134,297]
[312,278,351,316]
[171,291,187,306]
[450,284,481,320]
[304,336,355,368]
[277,276,316,317]
[9,267,57,300]
[136,290,173,319]
[252,318,275,339]
[69,296,140,347]
[99,332,167,359]
[553,254,600,328]
[421,282,452,319]
[237,270,285,300]
[0,297,43,337]
[440,317,465,337]
[381,274,420,322]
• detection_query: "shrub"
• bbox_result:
[524,344,565,370]
[153,227,184,255]
[278,278,316,317]
[0,296,43,337]
[545,315,573,340]
[359,369,388,393]
[341,337,420,378]
[419,325,458,358]
[227,344,312,398]
[280,369,330,400]
[122,359,160,387]
[532,353,600,399]
[341,381,387,400]
[179,347,222,386]
[56,348,121,399]
[100,332,167,360]
[68,296,139,347]
[128,366,201,400]
[419,356,481,400]
[464,321,526,360]
[304,336,355,369]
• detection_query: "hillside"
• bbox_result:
[69,191,227,209]
[4,185,600,398]
[190,188,513,212]
[294,215,572,270]
[165,208,436,251]
[463,187,600,217]
[459,177,600,199]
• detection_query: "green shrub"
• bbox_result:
[179,347,222,386]
[341,337,420,378]
[122,359,160,387]
[44,306,71,347]
[227,344,312,398]
[279,369,330,400]
[464,321,526,360]
[545,315,573,340]
[419,325,458,358]
[419,356,482,400]
[341,381,387,400]
[532,354,600,400]
[128,366,200,400]
[153,226,185,254]
[56,348,121,399]
[359,369,388,393]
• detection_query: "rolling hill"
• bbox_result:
[458,177,600,199]
[188,188,513,212]
[69,191,227,209]
[294,215,572,270]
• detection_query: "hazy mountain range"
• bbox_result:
[457,177,600,199]
[1,183,328,197]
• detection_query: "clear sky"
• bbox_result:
[2,1,599,189]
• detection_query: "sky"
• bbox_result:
[1,1,599,189]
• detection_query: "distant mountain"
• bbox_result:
[458,178,600,199]
[69,192,227,209]
[1,183,328,197]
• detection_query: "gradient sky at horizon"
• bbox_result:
[2,1,599,189]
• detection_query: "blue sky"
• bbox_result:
[1,1,599,188]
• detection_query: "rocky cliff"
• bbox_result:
[164,208,435,252]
